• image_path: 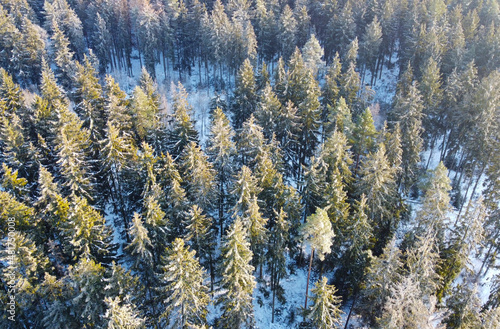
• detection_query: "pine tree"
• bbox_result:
[231,165,262,217]
[126,213,153,268]
[218,217,256,329]
[101,121,137,234]
[0,231,50,326]
[360,16,382,84]
[159,238,209,328]
[419,56,443,147]
[383,122,403,173]
[136,0,160,79]
[321,53,342,125]
[92,13,112,73]
[44,0,85,58]
[14,16,46,84]
[295,5,311,49]
[333,194,372,295]
[103,75,132,133]
[184,205,213,262]
[72,55,106,143]
[56,110,95,201]
[130,70,161,143]
[325,0,355,60]
[351,107,378,169]
[0,5,21,76]
[308,277,343,329]
[301,156,328,218]
[235,115,265,168]
[301,207,335,310]
[241,196,268,275]
[339,61,361,110]
[378,275,443,329]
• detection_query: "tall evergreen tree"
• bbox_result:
[308,277,343,329]
[159,238,209,328]
[301,207,335,310]
[232,58,257,129]
[218,217,256,329]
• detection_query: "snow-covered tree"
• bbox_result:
[308,277,343,329]
[301,207,335,309]
[159,238,209,328]
[218,217,256,329]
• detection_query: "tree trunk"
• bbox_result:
[304,248,315,320]
[344,292,358,329]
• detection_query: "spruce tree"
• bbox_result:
[357,237,403,325]
[415,162,451,244]
[218,217,256,329]
[181,141,216,209]
[104,297,145,329]
[168,82,199,158]
[159,238,209,328]
[308,277,343,329]
[207,107,236,235]
[355,143,398,247]
[50,19,75,91]
[232,58,258,129]
[241,196,268,276]
[390,82,424,193]
[267,208,289,323]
